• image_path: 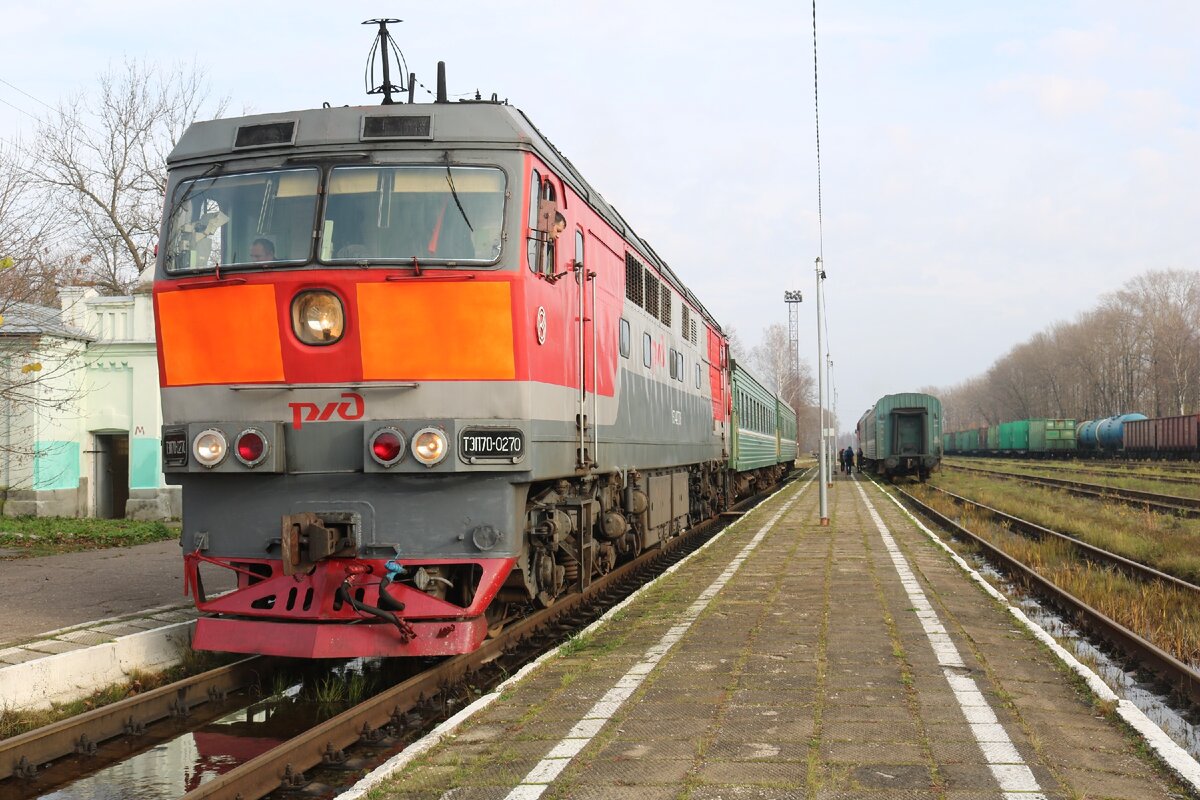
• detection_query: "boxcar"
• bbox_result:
[856,392,942,481]
[1125,414,1200,457]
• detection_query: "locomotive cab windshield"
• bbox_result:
[164,162,507,273]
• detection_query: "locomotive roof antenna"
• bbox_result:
[363,18,409,104]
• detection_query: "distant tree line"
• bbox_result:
[935,269,1200,431]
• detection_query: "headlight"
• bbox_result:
[194,429,228,468]
[291,290,345,345]
[411,427,449,467]
[369,427,406,467]
[234,428,269,467]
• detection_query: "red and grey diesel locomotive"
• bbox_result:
[155,83,796,659]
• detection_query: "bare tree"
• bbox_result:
[0,142,72,308]
[1113,270,1200,416]
[724,325,748,363]
[26,59,226,294]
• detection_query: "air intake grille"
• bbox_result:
[625,254,644,307]
[234,122,296,149]
[659,284,672,326]
[644,272,660,318]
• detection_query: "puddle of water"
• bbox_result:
[12,657,425,799]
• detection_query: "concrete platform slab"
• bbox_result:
[343,476,1198,800]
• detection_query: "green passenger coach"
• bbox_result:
[856,392,943,482]
[728,359,798,492]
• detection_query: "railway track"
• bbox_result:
[944,463,1200,517]
[0,472,806,799]
[952,456,1200,479]
[892,483,1200,708]
[948,458,1200,488]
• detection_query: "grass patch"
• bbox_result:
[926,472,1200,583]
[913,483,1200,669]
[0,517,177,557]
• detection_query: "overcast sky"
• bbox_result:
[2,1,1198,431]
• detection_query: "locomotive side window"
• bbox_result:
[323,166,505,263]
[526,169,541,273]
[527,172,560,275]
[574,229,584,267]
[165,168,319,273]
[642,332,652,368]
[619,318,630,358]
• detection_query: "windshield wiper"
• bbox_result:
[443,152,474,233]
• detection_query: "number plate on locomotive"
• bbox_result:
[163,429,189,467]
[459,428,525,461]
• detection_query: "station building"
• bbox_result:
[0,285,177,520]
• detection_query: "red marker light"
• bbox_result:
[234,430,268,467]
[370,429,405,466]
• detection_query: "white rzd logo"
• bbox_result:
[536,306,547,345]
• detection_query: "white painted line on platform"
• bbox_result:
[854,480,1044,796]
[876,482,1200,794]
[497,483,807,800]
[339,476,813,800]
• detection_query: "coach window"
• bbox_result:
[643,333,652,368]
[619,318,630,358]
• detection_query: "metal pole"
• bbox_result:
[827,357,834,488]
[815,257,828,525]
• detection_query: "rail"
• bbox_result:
[891,484,1200,707]
[943,463,1200,518]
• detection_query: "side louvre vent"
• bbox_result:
[660,284,672,326]
[362,115,433,140]
[681,306,691,340]
[644,272,660,319]
[234,121,297,150]
[625,254,644,307]
[690,319,698,344]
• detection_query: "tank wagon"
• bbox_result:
[856,393,942,481]
[154,53,797,660]
[1076,413,1148,454]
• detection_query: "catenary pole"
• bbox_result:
[815,257,828,524]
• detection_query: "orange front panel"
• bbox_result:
[357,281,516,380]
[157,284,285,386]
